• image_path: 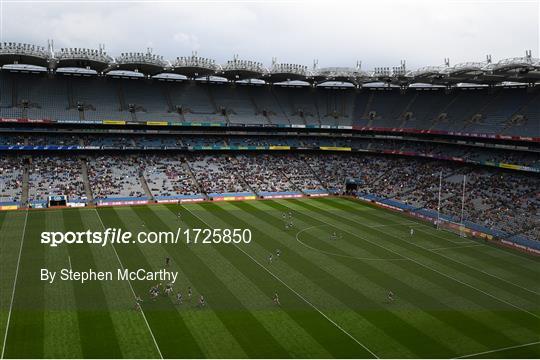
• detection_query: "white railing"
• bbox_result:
[0,42,48,57]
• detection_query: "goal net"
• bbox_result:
[436,218,467,238]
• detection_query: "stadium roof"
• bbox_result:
[0,41,538,86]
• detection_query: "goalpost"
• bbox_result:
[435,172,468,238]
[437,218,468,238]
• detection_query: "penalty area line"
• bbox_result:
[182,206,379,359]
[454,340,540,359]
[93,209,164,360]
[1,209,29,359]
[282,202,540,320]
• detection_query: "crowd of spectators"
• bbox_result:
[141,155,199,197]
[28,156,85,202]
[190,155,251,195]
[338,155,539,239]
[235,154,293,193]
[87,155,146,199]
[1,133,538,171]
[0,156,23,203]
[0,148,538,240]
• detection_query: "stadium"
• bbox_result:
[0,2,539,359]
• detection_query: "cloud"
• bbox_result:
[172,33,201,53]
[0,0,538,71]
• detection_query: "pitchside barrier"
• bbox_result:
[357,194,540,256]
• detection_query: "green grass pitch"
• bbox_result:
[0,197,539,358]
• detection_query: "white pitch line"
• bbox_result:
[280,202,540,320]
[68,255,72,270]
[341,209,540,296]
[430,244,485,251]
[93,209,164,360]
[454,340,540,359]
[183,206,379,359]
[414,226,473,245]
[296,224,408,262]
[367,222,418,228]
[1,209,29,359]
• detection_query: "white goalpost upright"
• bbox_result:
[459,174,467,237]
[436,170,442,230]
[436,173,468,238]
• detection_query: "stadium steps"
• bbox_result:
[230,157,260,197]
[139,172,155,201]
[362,92,375,122]
[398,93,419,128]
[429,94,461,130]
[313,96,322,125]
[298,113,308,125]
[368,163,398,189]
[278,169,306,195]
[303,156,328,192]
[248,92,273,125]
[117,82,127,111]
[66,79,75,109]
[161,84,175,113]
[183,160,209,199]
[263,113,274,125]
[246,91,272,125]
[204,84,219,114]
[270,88,292,124]
[21,159,29,205]
[80,157,94,204]
[460,91,502,131]
[503,89,540,133]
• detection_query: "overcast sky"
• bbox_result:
[0,0,538,70]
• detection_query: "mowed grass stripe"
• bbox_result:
[337,198,540,287]
[176,204,334,358]
[213,201,416,358]
[294,198,539,316]
[269,201,522,352]
[43,210,82,358]
[167,205,332,358]
[62,208,123,358]
[98,207,203,358]
[225,200,455,358]
[130,205,289,358]
[369,220,539,293]
[340,197,540,270]
[259,200,523,354]
[0,211,26,355]
[78,209,162,358]
[124,206,248,358]
[319,198,540,306]
[285,199,540,345]
[180,203,353,358]
[4,211,45,358]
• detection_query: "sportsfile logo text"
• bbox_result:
[40,228,252,247]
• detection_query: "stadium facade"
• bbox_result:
[0,41,538,255]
